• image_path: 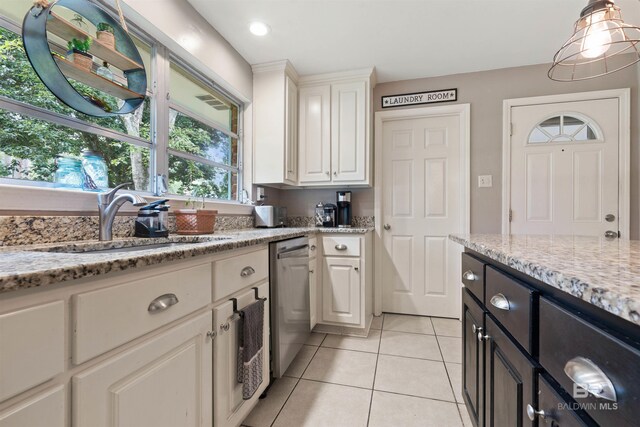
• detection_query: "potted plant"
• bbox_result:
[174,181,218,235]
[66,37,93,71]
[96,23,115,50]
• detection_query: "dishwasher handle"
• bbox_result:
[277,244,309,259]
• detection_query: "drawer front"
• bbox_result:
[0,301,65,401]
[73,263,212,364]
[461,253,485,303]
[536,374,591,427]
[322,236,361,257]
[0,385,65,427]
[309,237,318,259]
[539,298,640,426]
[485,266,534,353]
[213,248,269,301]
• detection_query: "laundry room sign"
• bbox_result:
[382,88,457,108]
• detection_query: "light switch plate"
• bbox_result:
[478,175,492,188]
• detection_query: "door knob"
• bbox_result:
[383,224,391,230]
[604,230,619,239]
[605,214,616,222]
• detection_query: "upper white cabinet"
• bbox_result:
[252,60,299,186]
[298,68,375,187]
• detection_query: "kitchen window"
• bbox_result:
[0,3,242,202]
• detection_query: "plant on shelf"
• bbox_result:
[66,37,93,71]
[96,22,116,50]
[175,180,218,235]
[71,13,88,31]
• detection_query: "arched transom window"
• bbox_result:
[528,114,601,144]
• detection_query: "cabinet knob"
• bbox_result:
[354,267,359,272]
[240,266,256,277]
[383,224,391,230]
[462,270,477,281]
[206,330,216,340]
[477,331,490,342]
[472,324,483,334]
[325,171,330,175]
[333,171,337,176]
[220,322,230,332]
[310,245,316,251]
[526,404,545,421]
[309,269,315,274]
[564,356,617,402]
[490,293,511,311]
[148,293,179,313]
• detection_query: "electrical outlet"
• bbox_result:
[256,186,266,201]
[478,175,493,188]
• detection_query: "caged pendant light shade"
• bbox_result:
[549,0,640,81]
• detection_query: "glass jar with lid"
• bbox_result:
[81,149,109,190]
[54,156,84,189]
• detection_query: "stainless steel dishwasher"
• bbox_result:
[269,236,310,378]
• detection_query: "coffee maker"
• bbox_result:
[336,191,352,228]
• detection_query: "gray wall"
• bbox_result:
[277,188,374,217]
[374,63,640,238]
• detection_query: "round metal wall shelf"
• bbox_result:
[22,0,147,117]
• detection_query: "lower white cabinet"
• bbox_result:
[72,312,213,427]
[0,386,65,427]
[322,257,361,325]
[212,281,270,427]
[309,258,318,329]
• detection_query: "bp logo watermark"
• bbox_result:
[556,384,618,411]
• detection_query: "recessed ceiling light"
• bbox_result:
[249,22,270,36]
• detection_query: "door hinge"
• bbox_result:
[509,209,513,222]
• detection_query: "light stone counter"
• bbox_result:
[450,234,640,325]
[0,227,372,293]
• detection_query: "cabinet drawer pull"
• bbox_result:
[564,357,617,402]
[240,266,256,277]
[462,270,477,281]
[148,293,179,313]
[477,332,490,342]
[490,293,510,311]
[526,404,545,421]
[335,244,348,251]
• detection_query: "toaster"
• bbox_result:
[254,206,287,228]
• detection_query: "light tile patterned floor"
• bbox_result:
[243,314,468,427]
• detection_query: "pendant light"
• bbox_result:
[549,0,640,81]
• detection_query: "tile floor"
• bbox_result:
[243,314,472,427]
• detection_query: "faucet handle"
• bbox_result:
[98,182,133,205]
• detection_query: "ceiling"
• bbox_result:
[187,0,640,83]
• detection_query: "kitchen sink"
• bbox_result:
[31,236,233,254]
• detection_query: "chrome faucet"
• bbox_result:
[98,182,147,241]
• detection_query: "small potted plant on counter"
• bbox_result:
[174,181,218,235]
[96,23,115,50]
[66,37,93,71]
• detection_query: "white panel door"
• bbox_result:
[510,99,619,237]
[331,81,366,182]
[284,75,298,184]
[72,312,212,427]
[322,257,361,325]
[381,113,464,317]
[299,85,331,183]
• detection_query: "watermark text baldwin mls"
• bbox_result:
[564,384,619,411]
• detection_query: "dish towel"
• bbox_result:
[236,299,265,400]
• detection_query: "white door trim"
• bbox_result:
[501,89,631,238]
[373,104,471,316]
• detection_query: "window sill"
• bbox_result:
[0,183,254,216]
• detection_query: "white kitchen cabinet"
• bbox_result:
[213,282,270,427]
[298,68,375,187]
[72,311,213,427]
[322,257,361,325]
[309,257,318,329]
[0,386,65,427]
[298,85,331,183]
[252,60,299,186]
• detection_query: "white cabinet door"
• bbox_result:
[309,258,318,329]
[298,85,331,184]
[285,76,298,184]
[72,312,212,427]
[0,386,65,427]
[213,282,270,427]
[331,81,366,183]
[322,257,361,325]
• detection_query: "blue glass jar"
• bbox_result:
[81,150,109,190]
[54,156,84,189]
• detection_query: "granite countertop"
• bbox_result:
[0,227,372,293]
[450,234,640,325]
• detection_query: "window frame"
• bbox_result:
[0,4,244,203]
